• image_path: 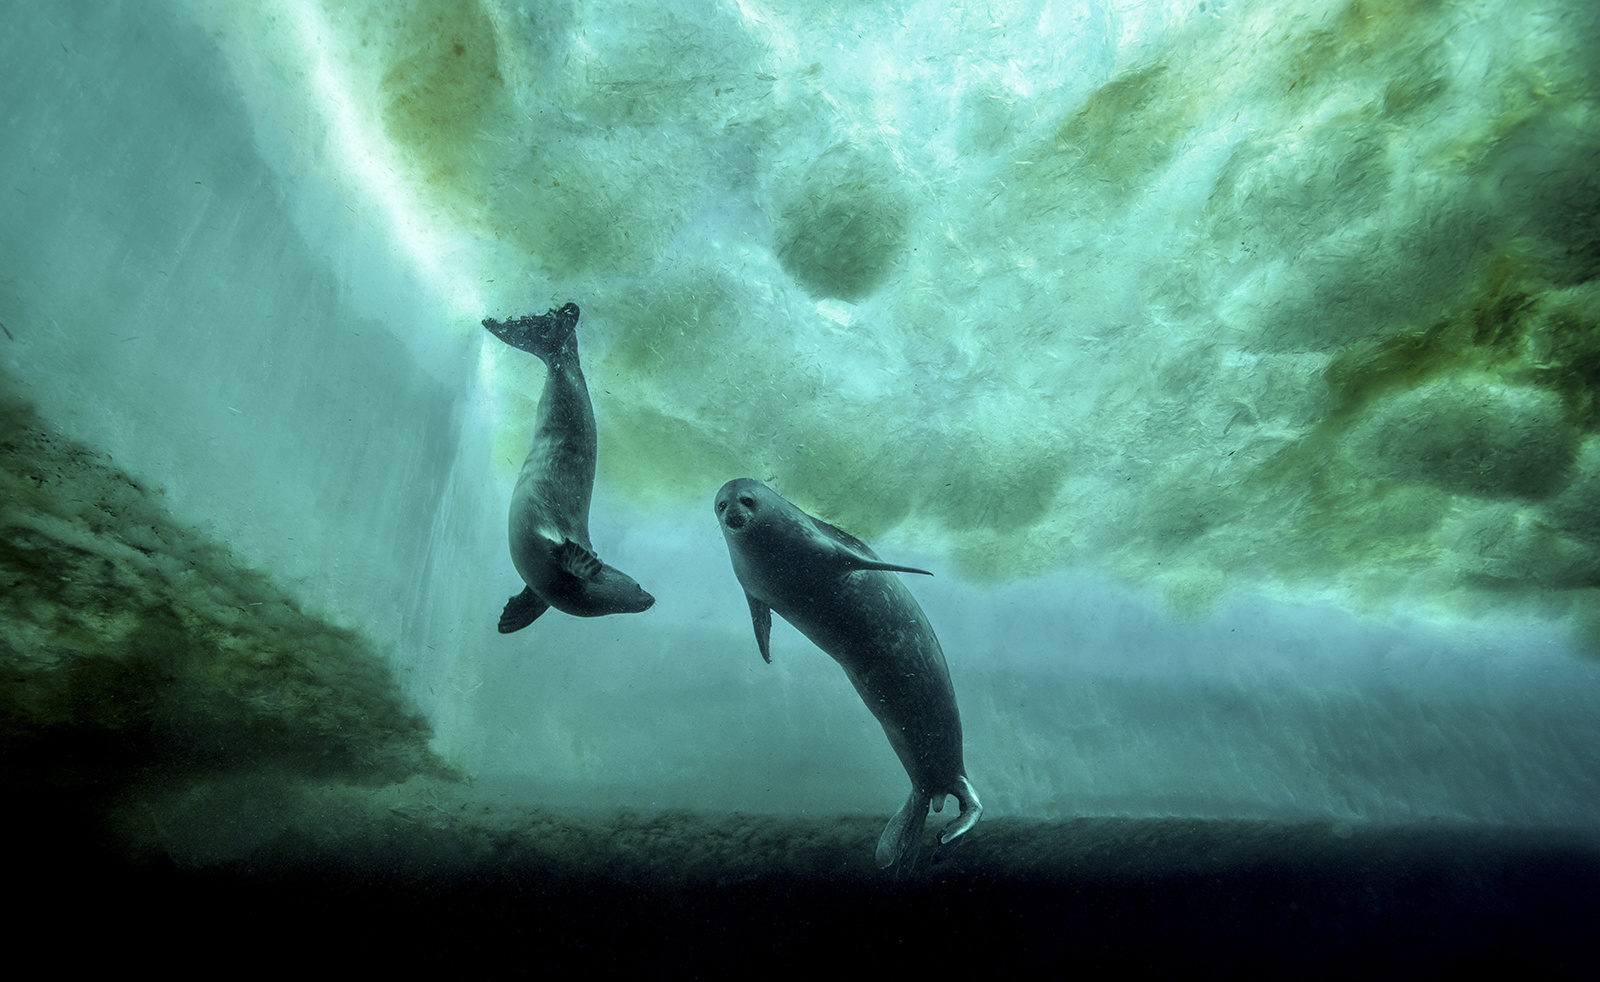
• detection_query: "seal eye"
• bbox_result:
[739,495,756,509]
[715,500,726,513]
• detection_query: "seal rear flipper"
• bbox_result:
[746,593,773,663]
[937,775,983,846]
[875,789,929,870]
[556,538,603,580]
[483,302,580,362]
[499,587,549,633]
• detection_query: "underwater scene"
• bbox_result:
[3,0,1598,972]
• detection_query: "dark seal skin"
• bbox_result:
[714,477,981,869]
[484,303,654,632]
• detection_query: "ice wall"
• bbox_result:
[4,0,1598,826]
[0,2,498,760]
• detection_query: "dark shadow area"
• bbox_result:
[11,802,1598,977]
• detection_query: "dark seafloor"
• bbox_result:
[4,382,1596,976]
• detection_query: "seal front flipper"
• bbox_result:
[811,517,934,577]
[556,538,603,580]
[840,553,934,577]
[499,587,549,634]
[746,593,773,663]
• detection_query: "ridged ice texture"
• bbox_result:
[169,0,1600,631]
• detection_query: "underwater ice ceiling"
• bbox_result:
[201,0,1599,627]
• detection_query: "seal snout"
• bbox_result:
[715,480,762,532]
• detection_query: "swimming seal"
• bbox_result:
[714,478,981,868]
[485,302,654,631]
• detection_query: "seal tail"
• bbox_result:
[875,789,929,870]
[483,302,580,363]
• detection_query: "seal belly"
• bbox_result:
[508,460,588,584]
[773,571,965,792]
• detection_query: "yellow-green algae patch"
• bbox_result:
[0,382,442,794]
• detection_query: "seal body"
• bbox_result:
[485,303,653,632]
[714,477,981,868]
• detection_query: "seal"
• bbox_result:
[714,477,981,869]
[484,302,654,632]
